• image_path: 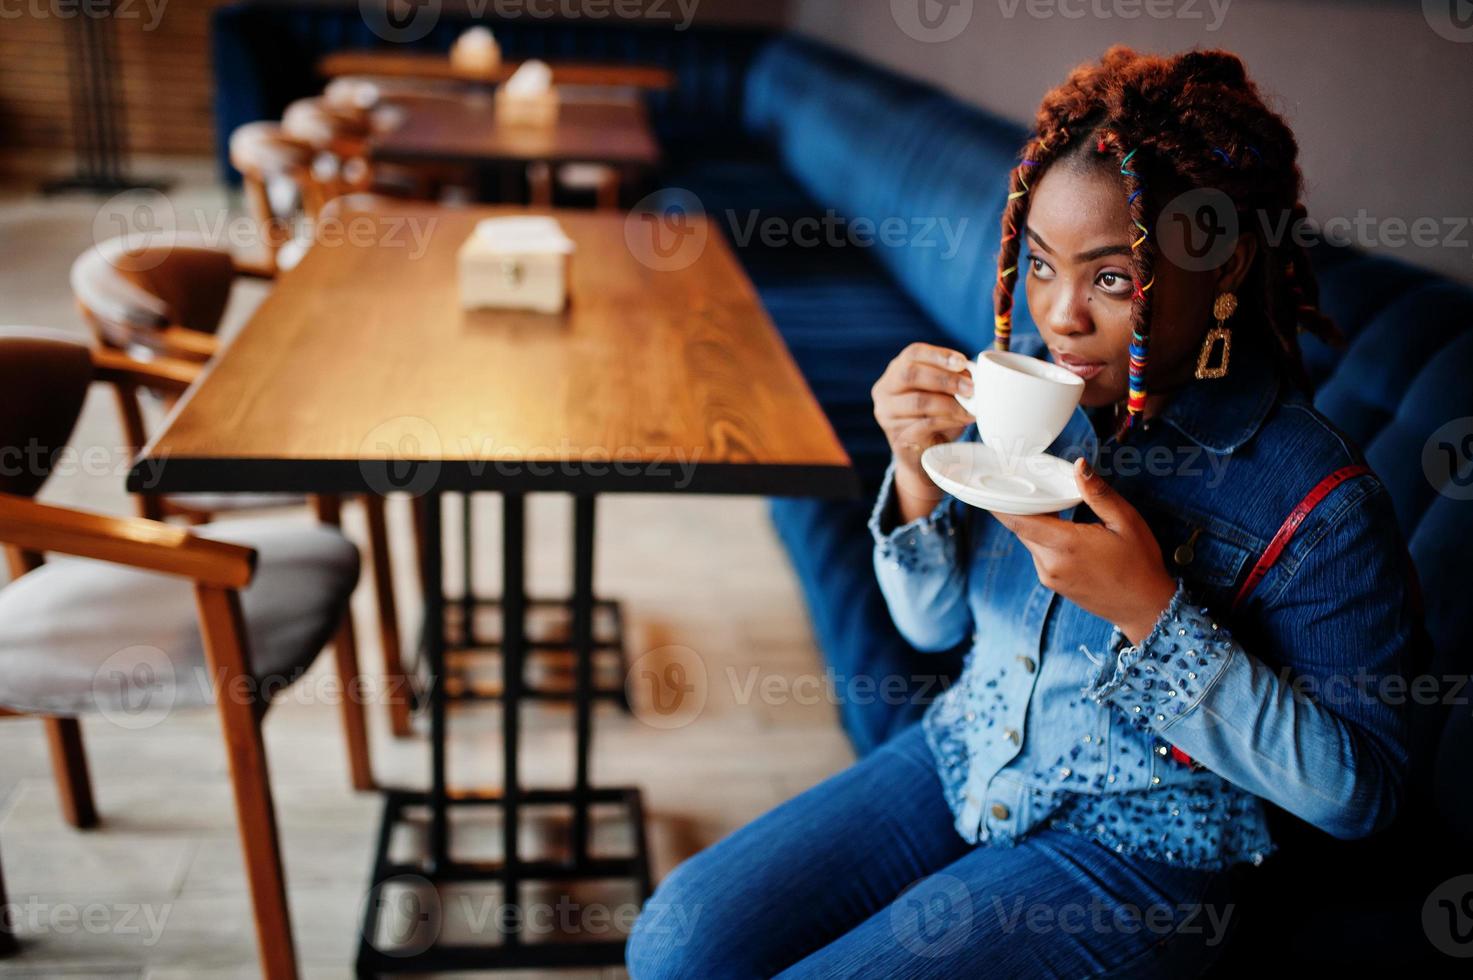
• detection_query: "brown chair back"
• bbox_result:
[70,236,236,353]
[0,328,92,498]
[282,96,370,153]
[229,121,319,249]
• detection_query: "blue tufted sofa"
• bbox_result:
[213,12,1472,967]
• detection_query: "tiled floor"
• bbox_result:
[0,166,855,977]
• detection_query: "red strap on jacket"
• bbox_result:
[1168,463,1372,770]
[1231,464,1372,613]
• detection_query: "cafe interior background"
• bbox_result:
[1,0,1471,976]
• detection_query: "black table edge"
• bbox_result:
[126,457,861,500]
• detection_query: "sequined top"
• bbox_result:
[868,330,1420,871]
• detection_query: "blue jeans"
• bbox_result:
[627,723,1244,978]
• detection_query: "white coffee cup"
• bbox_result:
[954,350,1085,460]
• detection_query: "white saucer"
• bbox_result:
[921,441,1083,515]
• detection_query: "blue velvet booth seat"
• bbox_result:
[212,14,1472,967]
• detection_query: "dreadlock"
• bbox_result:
[991,46,1340,438]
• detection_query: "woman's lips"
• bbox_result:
[1052,351,1107,381]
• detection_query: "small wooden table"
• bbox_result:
[130,204,847,494]
[130,203,855,974]
[369,94,662,169]
[319,51,677,92]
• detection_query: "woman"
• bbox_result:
[627,46,1421,978]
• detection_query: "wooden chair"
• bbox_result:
[281,96,381,204]
[282,95,372,159]
[68,232,243,363]
[228,121,321,273]
[313,88,479,202]
[0,327,367,977]
[69,240,415,739]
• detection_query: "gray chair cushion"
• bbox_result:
[0,517,359,718]
[163,491,309,513]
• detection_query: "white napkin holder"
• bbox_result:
[458,216,575,314]
[450,26,501,77]
[496,59,558,126]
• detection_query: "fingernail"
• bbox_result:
[950,355,967,371]
[959,379,974,396]
[1079,459,1094,478]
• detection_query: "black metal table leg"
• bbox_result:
[571,494,596,864]
[429,493,630,711]
[500,492,525,944]
[461,494,476,648]
[422,493,448,875]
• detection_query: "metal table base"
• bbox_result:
[414,496,633,710]
[356,493,651,975]
[442,598,630,709]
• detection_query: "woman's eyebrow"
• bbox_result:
[1026,228,1132,261]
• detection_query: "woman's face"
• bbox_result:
[1022,162,1221,410]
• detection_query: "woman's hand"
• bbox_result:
[872,343,976,523]
[991,459,1179,644]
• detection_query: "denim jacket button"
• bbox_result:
[1016,655,1036,673]
[990,803,1010,820]
[1004,728,1020,745]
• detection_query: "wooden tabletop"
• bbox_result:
[129,204,855,498]
[369,94,662,167]
[318,51,677,91]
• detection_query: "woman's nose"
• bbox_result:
[1044,285,1095,337]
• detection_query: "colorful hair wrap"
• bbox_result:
[1119,146,1152,428]
[1007,159,1039,202]
[995,156,1042,351]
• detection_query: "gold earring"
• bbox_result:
[1195,292,1236,379]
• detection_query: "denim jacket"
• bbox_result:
[869,329,1420,870]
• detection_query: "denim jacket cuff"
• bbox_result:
[869,457,957,573]
[1082,579,1236,729]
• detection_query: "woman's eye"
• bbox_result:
[1097,271,1132,295]
[1028,256,1054,279]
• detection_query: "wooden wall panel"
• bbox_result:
[0,1,226,157]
